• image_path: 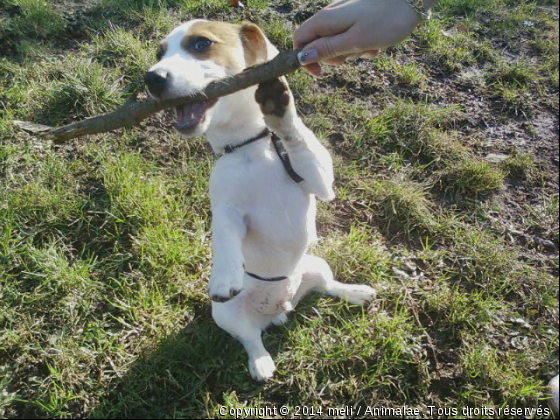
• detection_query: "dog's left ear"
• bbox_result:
[240,22,269,67]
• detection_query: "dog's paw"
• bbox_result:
[249,354,276,382]
[209,268,244,303]
[271,313,289,326]
[255,78,292,118]
[342,285,377,306]
[210,287,242,303]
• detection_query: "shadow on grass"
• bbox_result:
[90,311,248,418]
[89,294,378,418]
[89,297,305,419]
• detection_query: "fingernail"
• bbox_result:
[297,49,319,65]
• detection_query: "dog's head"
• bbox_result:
[145,20,277,138]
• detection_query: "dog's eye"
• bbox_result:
[192,37,213,53]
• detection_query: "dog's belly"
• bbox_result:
[241,191,313,315]
[242,190,316,277]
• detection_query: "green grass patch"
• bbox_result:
[373,56,427,87]
[317,226,390,284]
[460,344,544,407]
[488,62,539,88]
[502,148,538,182]
[0,0,66,41]
[258,18,294,51]
[423,282,501,336]
[1,54,125,125]
[356,178,437,236]
[438,0,488,16]
[491,82,533,116]
[445,225,514,291]
[86,28,154,93]
[41,59,124,124]
[0,0,558,417]
[278,305,426,405]
[441,159,505,196]
[416,18,477,71]
[348,99,459,165]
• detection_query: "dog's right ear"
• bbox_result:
[240,22,269,67]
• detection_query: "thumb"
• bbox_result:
[298,31,357,65]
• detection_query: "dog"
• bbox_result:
[144,19,377,381]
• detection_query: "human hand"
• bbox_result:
[293,0,422,76]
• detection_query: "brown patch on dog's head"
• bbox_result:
[181,21,245,70]
[156,40,168,61]
[179,21,269,70]
[239,22,268,67]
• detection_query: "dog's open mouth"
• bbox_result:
[174,99,217,133]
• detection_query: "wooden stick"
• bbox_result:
[14,49,303,144]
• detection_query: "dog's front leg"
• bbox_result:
[255,78,335,201]
[209,205,246,302]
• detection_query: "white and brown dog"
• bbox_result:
[145,20,377,381]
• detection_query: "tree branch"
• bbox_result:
[14,49,303,144]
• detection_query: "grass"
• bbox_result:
[372,56,428,87]
[502,148,538,181]
[486,61,541,116]
[0,0,66,40]
[0,0,558,418]
[442,159,506,196]
[85,29,154,93]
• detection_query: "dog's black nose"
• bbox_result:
[144,69,169,97]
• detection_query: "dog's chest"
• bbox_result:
[211,149,315,245]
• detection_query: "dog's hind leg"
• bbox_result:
[212,298,277,382]
[293,255,377,307]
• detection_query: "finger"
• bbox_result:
[323,55,349,65]
[298,30,359,65]
[346,50,380,60]
[346,52,362,60]
[303,63,322,77]
[293,9,351,50]
[361,50,380,59]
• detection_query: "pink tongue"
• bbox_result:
[176,102,208,128]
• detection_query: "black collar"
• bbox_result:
[222,128,304,184]
[246,271,288,282]
[223,128,271,154]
